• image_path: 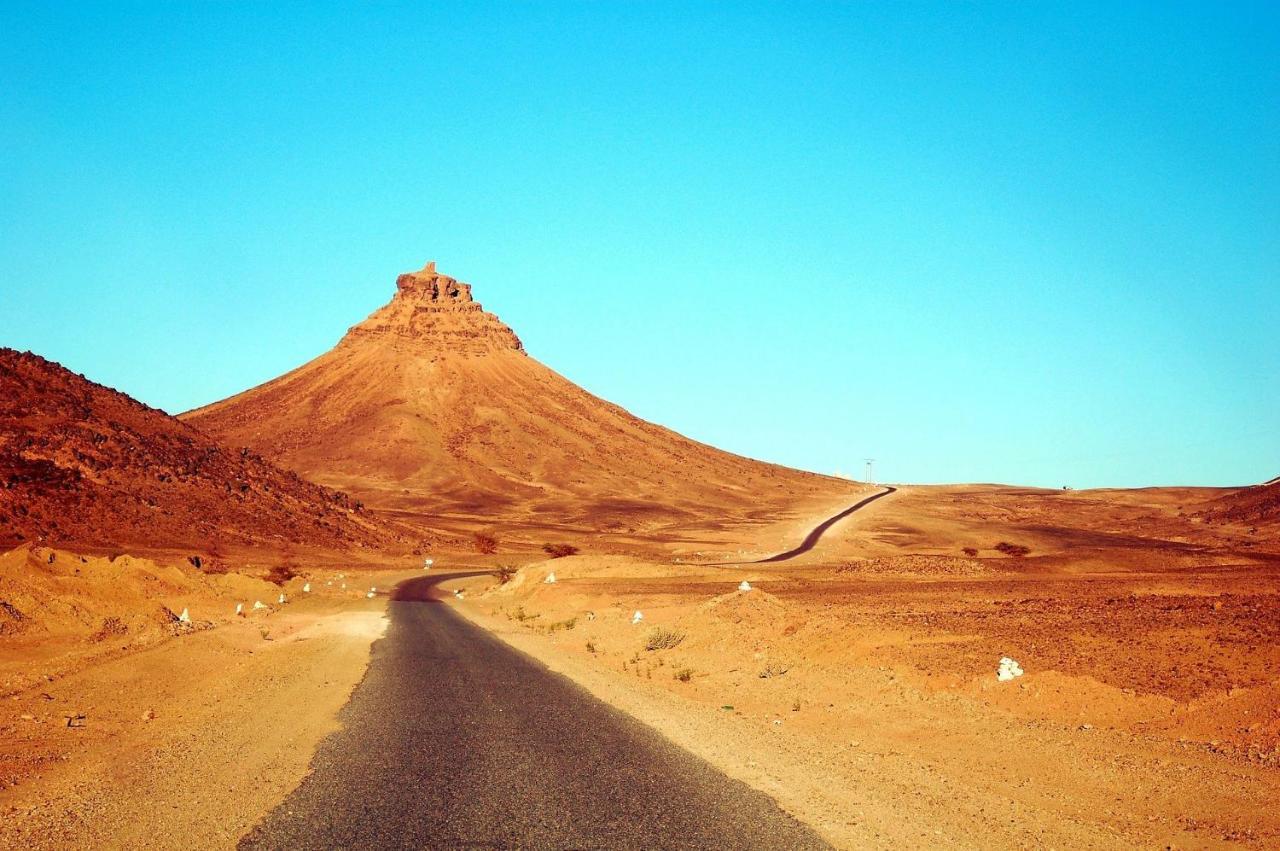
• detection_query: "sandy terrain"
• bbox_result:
[443,485,1280,849]
[0,545,420,849]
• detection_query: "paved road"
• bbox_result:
[756,486,896,563]
[240,573,830,850]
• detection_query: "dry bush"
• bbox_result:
[962,547,978,557]
[91,616,128,642]
[266,564,298,585]
[645,626,685,651]
[673,667,693,682]
[994,542,1031,557]
[473,532,498,554]
[494,564,517,584]
[758,661,790,679]
[541,543,579,559]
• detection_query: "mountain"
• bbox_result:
[0,348,408,556]
[183,262,848,534]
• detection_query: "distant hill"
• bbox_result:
[1196,478,1280,526]
[0,349,410,555]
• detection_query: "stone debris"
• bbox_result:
[545,572,557,584]
[632,610,644,624]
[277,593,286,605]
[235,603,244,617]
[738,581,752,592]
[424,558,434,569]
[177,608,191,623]
[303,582,311,593]
[252,600,267,611]
[997,657,1025,682]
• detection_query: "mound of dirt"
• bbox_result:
[0,349,413,554]
[1195,479,1280,526]
[182,261,848,533]
[835,555,993,576]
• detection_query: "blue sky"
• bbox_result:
[2,2,1277,488]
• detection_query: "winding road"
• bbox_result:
[240,573,829,850]
[755,486,897,563]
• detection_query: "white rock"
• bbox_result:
[997,656,1025,681]
[424,558,434,569]
[178,608,191,623]
[303,582,311,593]
[235,603,243,616]
[456,592,465,600]
[545,572,557,584]
[738,581,752,592]
[278,593,286,605]
[253,600,267,610]
[366,591,375,599]
[370,586,377,594]
[341,583,346,590]
[632,610,644,624]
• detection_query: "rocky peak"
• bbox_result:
[394,261,475,303]
[344,261,524,356]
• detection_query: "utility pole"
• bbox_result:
[864,458,875,485]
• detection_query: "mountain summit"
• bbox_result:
[345,261,524,355]
[183,262,846,534]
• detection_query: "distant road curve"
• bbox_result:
[752,486,897,563]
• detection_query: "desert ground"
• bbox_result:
[3,265,1276,848]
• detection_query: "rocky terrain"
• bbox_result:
[0,348,412,558]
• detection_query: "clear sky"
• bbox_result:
[2,2,1277,488]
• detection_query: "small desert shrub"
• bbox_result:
[508,606,537,623]
[759,661,790,679]
[91,616,128,642]
[645,627,685,651]
[473,532,498,554]
[585,640,597,653]
[962,547,978,557]
[494,564,517,584]
[549,617,577,632]
[994,542,1031,557]
[266,564,298,585]
[541,543,579,559]
[674,667,693,682]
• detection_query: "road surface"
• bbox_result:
[240,573,830,850]
[755,486,896,563]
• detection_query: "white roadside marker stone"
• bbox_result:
[997,657,1025,682]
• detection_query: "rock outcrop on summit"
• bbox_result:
[184,262,849,533]
[346,262,525,355]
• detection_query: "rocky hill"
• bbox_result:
[0,349,411,555]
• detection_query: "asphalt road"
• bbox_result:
[240,573,830,850]
[755,486,897,563]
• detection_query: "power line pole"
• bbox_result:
[864,458,875,485]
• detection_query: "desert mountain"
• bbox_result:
[184,262,849,534]
[0,348,407,555]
